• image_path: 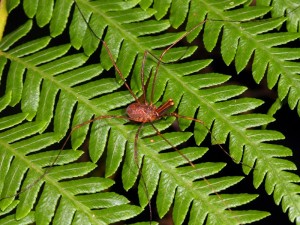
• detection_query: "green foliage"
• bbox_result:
[0,0,300,224]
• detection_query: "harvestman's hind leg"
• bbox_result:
[169,112,239,164]
[132,122,153,222]
[62,115,129,150]
[133,123,145,162]
[154,114,241,223]
[148,120,243,223]
[169,112,255,171]
[149,122,195,167]
[0,115,129,200]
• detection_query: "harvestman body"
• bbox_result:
[126,99,174,123]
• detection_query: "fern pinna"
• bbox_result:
[0,0,300,224]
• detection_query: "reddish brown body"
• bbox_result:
[126,99,174,123]
[126,103,159,122]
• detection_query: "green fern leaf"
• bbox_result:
[257,0,300,32]
[1,0,300,224]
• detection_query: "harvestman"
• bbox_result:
[65,1,241,223]
[67,3,300,223]
[0,2,250,224]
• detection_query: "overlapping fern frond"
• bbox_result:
[0,0,300,224]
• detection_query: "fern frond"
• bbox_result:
[257,0,300,32]
[1,0,300,224]
[182,1,300,119]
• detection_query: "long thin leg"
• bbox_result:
[3,115,128,200]
[140,50,165,105]
[149,121,240,224]
[140,51,149,104]
[133,123,153,223]
[150,20,208,104]
[74,1,140,103]
[169,112,242,165]
[149,122,195,168]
